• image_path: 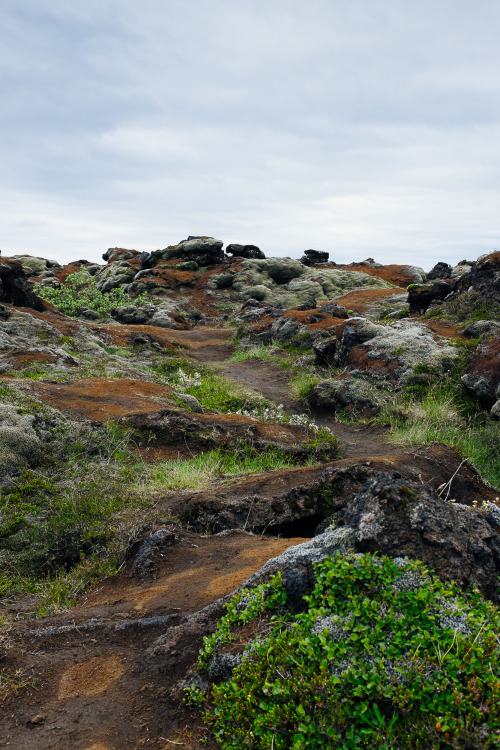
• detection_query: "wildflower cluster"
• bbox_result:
[234,403,327,433]
[175,368,202,390]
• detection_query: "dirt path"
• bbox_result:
[219,358,405,459]
[0,530,305,750]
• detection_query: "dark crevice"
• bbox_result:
[256,514,324,538]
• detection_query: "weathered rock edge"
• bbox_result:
[148,473,500,673]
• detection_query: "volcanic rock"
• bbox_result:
[427,261,453,280]
[461,337,500,410]
[300,249,330,265]
[408,280,455,314]
[0,258,44,311]
[225,243,265,260]
[335,473,500,601]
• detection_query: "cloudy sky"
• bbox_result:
[2,0,500,268]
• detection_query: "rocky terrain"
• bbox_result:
[0,237,499,749]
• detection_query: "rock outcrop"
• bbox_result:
[0,258,44,310]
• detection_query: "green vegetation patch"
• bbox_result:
[0,385,140,611]
[137,431,340,494]
[188,553,500,750]
[38,270,147,318]
[152,357,276,413]
[423,289,500,327]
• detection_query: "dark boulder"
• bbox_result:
[226,243,266,260]
[335,473,500,601]
[453,251,500,305]
[407,280,455,314]
[461,337,500,408]
[102,248,141,263]
[0,258,44,311]
[300,249,330,265]
[427,261,452,280]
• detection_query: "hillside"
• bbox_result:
[0,237,499,749]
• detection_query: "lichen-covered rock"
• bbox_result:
[310,317,457,415]
[300,249,330,265]
[160,236,224,267]
[335,473,500,601]
[111,305,156,325]
[230,259,390,309]
[149,310,190,330]
[0,404,42,482]
[11,255,62,277]
[313,317,457,380]
[206,272,235,290]
[172,392,204,413]
[308,375,388,417]
[102,248,141,263]
[94,261,137,293]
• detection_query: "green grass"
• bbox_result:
[152,357,274,413]
[290,371,321,401]
[228,347,283,364]
[382,387,500,489]
[188,553,500,750]
[135,435,339,495]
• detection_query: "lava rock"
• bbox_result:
[427,262,453,280]
[0,259,44,311]
[335,473,500,601]
[461,337,500,409]
[226,243,266,260]
[408,280,455,315]
[300,249,330,265]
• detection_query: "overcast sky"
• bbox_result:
[1,0,500,269]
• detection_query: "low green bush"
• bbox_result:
[38,270,146,318]
[188,553,500,749]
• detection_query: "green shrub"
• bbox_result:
[189,554,500,749]
[38,270,146,318]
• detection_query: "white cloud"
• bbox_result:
[1,0,500,267]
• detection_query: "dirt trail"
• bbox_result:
[0,530,304,750]
[219,357,405,459]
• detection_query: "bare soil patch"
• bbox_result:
[0,530,302,750]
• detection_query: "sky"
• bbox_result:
[1,0,500,269]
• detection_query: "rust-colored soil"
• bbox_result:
[419,318,463,339]
[4,350,61,370]
[338,264,417,287]
[331,287,407,313]
[30,378,176,421]
[0,530,303,750]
